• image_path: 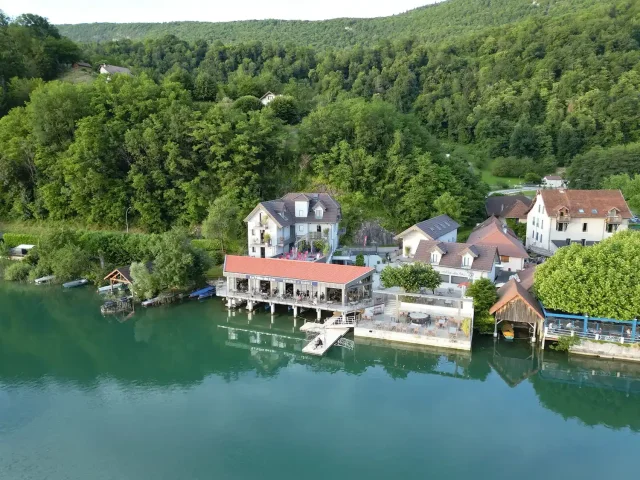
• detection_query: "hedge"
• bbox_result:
[2,233,41,248]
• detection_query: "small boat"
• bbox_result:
[34,275,56,285]
[189,286,215,299]
[141,297,159,307]
[501,322,515,341]
[198,290,215,300]
[63,279,89,288]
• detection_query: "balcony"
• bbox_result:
[250,237,272,246]
[606,214,622,224]
[556,213,571,222]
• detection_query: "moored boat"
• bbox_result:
[34,275,56,285]
[63,279,89,288]
[98,283,126,294]
[189,286,215,299]
[501,322,515,341]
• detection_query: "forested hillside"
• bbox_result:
[1,0,640,245]
[58,0,599,48]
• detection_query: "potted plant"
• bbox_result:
[404,246,411,257]
[263,232,271,245]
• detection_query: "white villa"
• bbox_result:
[394,214,459,257]
[245,193,341,258]
[412,240,499,287]
[526,189,632,256]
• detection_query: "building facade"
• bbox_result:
[526,189,632,255]
[413,240,499,286]
[394,214,459,257]
[245,193,341,258]
[542,175,566,189]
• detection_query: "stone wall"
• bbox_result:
[352,221,397,246]
[570,339,640,363]
[354,327,471,351]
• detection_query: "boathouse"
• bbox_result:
[489,278,545,342]
[103,263,153,288]
[221,255,376,319]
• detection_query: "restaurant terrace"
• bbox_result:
[220,255,377,320]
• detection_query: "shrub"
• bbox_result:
[2,233,40,248]
[355,254,365,266]
[550,335,581,352]
[4,261,33,281]
[524,172,542,184]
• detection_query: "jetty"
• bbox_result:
[300,315,353,356]
[101,296,133,315]
[141,292,182,308]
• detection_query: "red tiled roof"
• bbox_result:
[468,217,528,259]
[505,200,530,219]
[414,240,498,272]
[538,189,632,218]
[224,255,374,284]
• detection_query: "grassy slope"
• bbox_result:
[58,67,98,84]
[57,0,600,48]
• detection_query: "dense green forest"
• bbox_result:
[57,0,601,48]
[2,0,640,248]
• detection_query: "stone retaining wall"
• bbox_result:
[570,339,640,362]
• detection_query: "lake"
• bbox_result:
[1,282,639,480]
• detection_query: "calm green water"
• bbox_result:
[1,282,639,480]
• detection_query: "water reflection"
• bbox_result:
[1,283,640,432]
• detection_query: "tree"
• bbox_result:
[433,192,464,223]
[534,231,640,319]
[355,254,365,266]
[379,263,440,293]
[268,95,299,124]
[130,261,158,300]
[151,228,207,291]
[49,244,91,281]
[202,193,243,253]
[602,174,640,214]
[524,172,542,185]
[232,95,262,112]
[466,278,498,334]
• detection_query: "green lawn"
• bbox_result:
[58,67,97,84]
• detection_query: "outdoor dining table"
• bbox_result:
[409,312,428,321]
[438,318,446,327]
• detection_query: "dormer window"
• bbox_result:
[462,255,471,267]
[431,252,439,264]
[315,208,323,219]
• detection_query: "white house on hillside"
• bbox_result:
[526,189,632,256]
[259,92,281,106]
[394,214,459,257]
[413,240,499,286]
[542,175,566,189]
[244,193,341,258]
[99,64,132,76]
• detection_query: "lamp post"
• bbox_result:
[125,206,132,233]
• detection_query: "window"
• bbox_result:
[462,255,470,267]
[315,208,323,219]
[298,225,304,232]
[538,205,542,213]
[582,223,588,232]
[607,223,618,233]
[298,210,304,217]
[581,239,586,246]
[531,230,534,238]
[535,232,538,241]
[500,255,509,263]
[566,238,571,246]
[317,225,322,233]
[556,222,567,232]
[540,235,543,244]
[252,247,255,253]
[578,208,584,213]
[541,220,543,229]
[431,253,439,264]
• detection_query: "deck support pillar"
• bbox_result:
[493,318,498,338]
[247,301,254,312]
[227,298,232,308]
[293,305,298,317]
[270,303,275,315]
[531,321,537,343]
[317,308,322,321]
